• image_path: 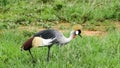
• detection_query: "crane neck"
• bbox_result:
[65,33,76,43]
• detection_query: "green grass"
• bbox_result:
[0,0,120,67]
[0,0,120,29]
[0,29,120,68]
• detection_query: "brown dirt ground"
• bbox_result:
[1,21,119,36]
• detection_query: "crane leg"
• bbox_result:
[29,49,34,59]
[29,49,36,63]
[47,46,51,61]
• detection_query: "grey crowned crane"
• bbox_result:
[21,29,82,61]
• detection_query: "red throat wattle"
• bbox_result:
[73,34,76,38]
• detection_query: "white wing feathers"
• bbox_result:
[32,37,56,47]
[42,37,56,45]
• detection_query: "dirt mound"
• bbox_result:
[83,30,106,36]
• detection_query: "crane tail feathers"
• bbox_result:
[21,37,34,50]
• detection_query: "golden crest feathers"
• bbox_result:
[72,25,82,30]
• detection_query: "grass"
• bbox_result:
[0,0,120,67]
[0,29,120,68]
[0,0,120,30]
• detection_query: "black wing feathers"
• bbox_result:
[34,29,56,39]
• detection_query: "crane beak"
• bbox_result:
[79,34,82,38]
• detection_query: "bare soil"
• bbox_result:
[17,21,120,36]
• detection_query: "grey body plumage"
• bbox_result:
[22,29,82,62]
[34,29,71,45]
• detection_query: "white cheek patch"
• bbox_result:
[75,31,79,35]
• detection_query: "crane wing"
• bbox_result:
[34,29,56,39]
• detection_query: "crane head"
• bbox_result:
[74,29,82,38]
